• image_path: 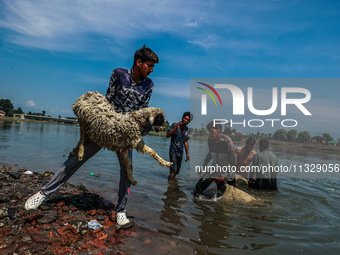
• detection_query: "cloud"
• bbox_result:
[0,0,318,53]
[0,0,203,51]
[188,34,219,48]
[25,100,36,107]
[153,77,190,99]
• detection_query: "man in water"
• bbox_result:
[194,121,236,198]
[166,112,192,180]
[248,138,278,191]
[25,45,159,229]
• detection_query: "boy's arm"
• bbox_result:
[166,122,181,138]
[184,140,189,161]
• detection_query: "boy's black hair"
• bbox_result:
[133,45,159,67]
[246,137,256,146]
[182,112,193,121]
[259,138,270,150]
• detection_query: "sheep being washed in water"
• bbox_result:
[69,91,172,184]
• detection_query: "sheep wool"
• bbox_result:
[70,91,172,184]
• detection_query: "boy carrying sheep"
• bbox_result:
[25,45,159,229]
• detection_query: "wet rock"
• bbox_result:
[7,207,17,219]
[97,215,105,221]
[62,205,69,212]
[70,220,88,234]
[97,208,106,215]
[37,214,56,224]
[22,235,32,242]
[12,191,24,200]
[78,184,88,192]
[88,209,97,216]
[7,172,21,179]
[0,208,8,219]
[24,210,43,223]
[0,196,10,204]
[40,204,52,211]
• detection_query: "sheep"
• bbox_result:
[221,184,264,206]
[68,91,172,185]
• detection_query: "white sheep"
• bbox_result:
[69,91,172,185]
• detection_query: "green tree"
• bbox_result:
[42,110,46,116]
[322,133,333,142]
[17,107,24,114]
[274,128,287,140]
[298,131,311,142]
[0,98,14,115]
[287,129,298,140]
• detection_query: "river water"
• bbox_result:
[1,120,339,254]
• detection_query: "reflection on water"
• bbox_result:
[1,121,340,254]
[159,179,188,236]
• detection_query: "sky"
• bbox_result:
[1,0,339,137]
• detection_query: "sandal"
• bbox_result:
[116,212,135,230]
[24,191,47,210]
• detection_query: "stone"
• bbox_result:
[7,172,21,179]
[97,215,105,221]
[0,208,8,219]
[37,215,56,224]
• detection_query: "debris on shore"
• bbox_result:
[0,163,136,255]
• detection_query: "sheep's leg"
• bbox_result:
[68,141,81,159]
[76,124,87,161]
[78,141,85,161]
[136,141,172,167]
[117,150,137,185]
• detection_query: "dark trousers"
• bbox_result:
[169,150,182,174]
[42,140,132,212]
[115,150,133,212]
[194,176,236,197]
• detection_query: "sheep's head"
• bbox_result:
[132,107,166,135]
[151,112,165,132]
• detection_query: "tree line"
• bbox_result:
[0,99,24,116]
[0,98,49,117]
[189,124,335,143]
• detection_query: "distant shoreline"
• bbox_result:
[2,116,339,153]
[0,116,77,126]
[149,131,340,153]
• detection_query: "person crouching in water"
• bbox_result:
[194,121,236,198]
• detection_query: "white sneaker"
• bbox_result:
[24,191,47,210]
[116,212,135,229]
